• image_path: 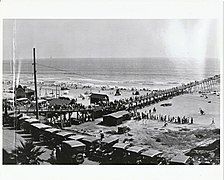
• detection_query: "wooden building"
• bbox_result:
[103,110,130,126]
[89,93,109,104]
[15,85,34,99]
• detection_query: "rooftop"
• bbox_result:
[141,149,163,157]
[104,110,129,119]
[170,154,190,164]
[56,131,75,137]
[90,93,109,99]
[68,135,86,140]
[101,137,119,144]
[49,98,71,106]
[81,136,100,143]
[30,123,52,129]
[24,118,40,124]
[113,143,130,150]
[126,146,146,154]
[63,140,86,148]
[44,128,61,134]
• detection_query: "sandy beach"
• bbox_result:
[61,92,220,160]
[3,70,220,164]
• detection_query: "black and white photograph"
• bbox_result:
[2,18,221,165]
[0,1,223,180]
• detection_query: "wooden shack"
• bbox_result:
[103,110,130,126]
[89,93,109,104]
[15,85,34,100]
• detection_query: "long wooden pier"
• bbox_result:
[4,74,220,126]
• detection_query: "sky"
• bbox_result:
[3,19,218,60]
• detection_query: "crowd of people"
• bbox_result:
[132,107,194,126]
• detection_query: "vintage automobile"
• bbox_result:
[125,146,147,165]
[111,142,131,164]
[53,131,76,145]
[169,154,192,165]
[79,136,101,156]
[42,128,61,144]
[56,140,86,164]
[101,137,119,148]
[30,123,52,141]
[15,114,31,130]
[140,149,166,165]
[92,137,119,162]
[21,118,40,132]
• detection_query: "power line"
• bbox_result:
[36,63,91,79]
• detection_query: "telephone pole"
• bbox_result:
[33,48,39,119]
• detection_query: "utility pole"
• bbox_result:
[56,85,57,98]
[33,48,39,119]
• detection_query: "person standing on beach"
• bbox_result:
[153,107,156,113]
[163,122,168,127]
[211,118,215,125]
[199,108,205,115]
[100,130,104,140]
[190,117,194,124]
[177,116,181,124]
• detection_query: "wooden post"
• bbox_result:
[33,48,39,119]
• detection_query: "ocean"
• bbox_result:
[3,57,220,90]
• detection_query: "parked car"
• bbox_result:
[111,142,131,164]
[30,123,52,141]
[54,131,76,145]
[21,118,40,132]
[79,136,100,156]
[42,128,61,144]
[93,137,119,163]
[169,154,192,165]
[56,140,86,164]
[15,115,31,130]
[140,149,166,165]
[125,146,147,164]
